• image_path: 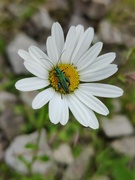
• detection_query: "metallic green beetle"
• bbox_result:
[41,55,70,94]
[55,67,70,94]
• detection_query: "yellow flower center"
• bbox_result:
[49,64,80,94]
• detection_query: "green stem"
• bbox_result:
[28,128,42,175]
[28,108,45,175]
[119,47,135,74]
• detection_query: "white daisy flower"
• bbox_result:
[15,22,123,129]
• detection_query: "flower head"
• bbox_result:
[15,22,123,129]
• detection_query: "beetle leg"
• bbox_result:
[58,82,61,91]
[57,82,63,99]
[65,77,70,86]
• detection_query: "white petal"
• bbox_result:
[75,89,109,115]
[71,27,94,64]
[61,26,77,63]
[79,83,123,98]
[32,88,55,109]
[66,94,99,129]
[24,61,48,79]
[18,50,32,61]
[51,22,64,57]
[77,42,103,71]
[95,52,116,63]
[75,25,84,40]
[29,46,52,70]
[49,93,69,125]
[15,77,49,91]
[46,36,59,65]
[80,64,118,82]
[81,52,116,73]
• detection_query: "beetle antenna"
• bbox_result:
[57,50,66,65]
[40,57,55,66]
[40,50,66,67]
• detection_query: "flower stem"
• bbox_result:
[28,108,45,175]
[28,128,42,175]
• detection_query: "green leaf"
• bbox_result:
[35,155,50,162]
[17,155,30,168]
[25,143,38,150]
[112,160,134,180]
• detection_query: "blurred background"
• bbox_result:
[0,0,135,180]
